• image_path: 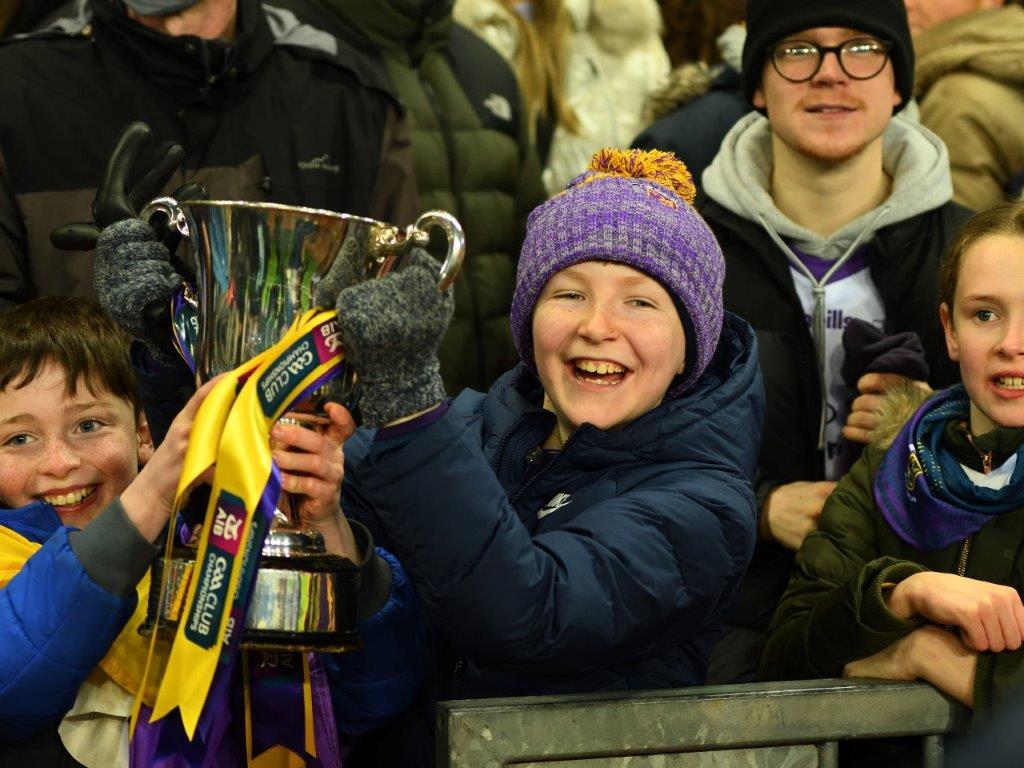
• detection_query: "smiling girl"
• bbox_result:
[316,148,765,762]
[762,200,1024,713]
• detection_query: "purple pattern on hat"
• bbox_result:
[510,171,725,396]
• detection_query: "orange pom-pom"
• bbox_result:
[586,148,696,205]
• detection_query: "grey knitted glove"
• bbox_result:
[95,218,183,364]
[313,229,372,309]
[334,248,453,427]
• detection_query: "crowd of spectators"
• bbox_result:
[2,0,1024,766]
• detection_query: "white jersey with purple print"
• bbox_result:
[789,245,884,480]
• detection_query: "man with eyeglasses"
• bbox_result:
[698,0,972,684]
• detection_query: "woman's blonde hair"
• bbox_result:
[505,0,580,140]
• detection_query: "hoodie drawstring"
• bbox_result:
[755,207,890,450]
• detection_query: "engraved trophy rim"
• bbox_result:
[172,199,388,228]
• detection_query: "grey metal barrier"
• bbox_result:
[438,679,970,768]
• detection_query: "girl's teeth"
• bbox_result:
[44,487,95,507]
[575,360,625,374]
[997,377,1024,389]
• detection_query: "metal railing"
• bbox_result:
[438,679,969,767]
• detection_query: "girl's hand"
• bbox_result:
[121,375,223,541]
[845,626,977,707]
[270,402,359,560]
[888,572,1024,652]
[842,629,919,682]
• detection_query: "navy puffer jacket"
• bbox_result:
[343,311,764,699]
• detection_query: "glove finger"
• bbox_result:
[95,217,162,258]
[50,222,101,251]
[315,233,369,308]
[95,122,151,226]
[129,141,185,212]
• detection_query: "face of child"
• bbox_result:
[532,261,686,441]
[753,27,902,164]
[0,361,150,529]
[941,234,1024,435]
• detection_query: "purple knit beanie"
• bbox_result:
[510,148,725,396]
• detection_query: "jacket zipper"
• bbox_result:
[953,435,990,578]
[955,535,973,578]
[943,433,988,627]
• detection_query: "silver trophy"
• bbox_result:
[138,199,465,652]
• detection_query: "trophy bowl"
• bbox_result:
[137,198,465,651]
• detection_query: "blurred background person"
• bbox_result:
[452,0,579,170]
[0,0,416,308]
[910,0,1024,210]
[455,0,668,196]
[291,0,546,397]
[542,0,669,194]
[634,0,748,190]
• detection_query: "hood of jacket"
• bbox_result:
[316,0,453,55]
[481,312,764,479]
[702,111,954,260]
[915,5,1024,95]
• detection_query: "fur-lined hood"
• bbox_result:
[643,23,745,123]
[869,383,934,449]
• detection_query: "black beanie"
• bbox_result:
[741,0,914,113]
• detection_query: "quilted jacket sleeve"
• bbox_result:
[344,409,756,672]
[322,548,426,736]
[0,528,135,738]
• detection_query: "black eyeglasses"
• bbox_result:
[768,37,893,82]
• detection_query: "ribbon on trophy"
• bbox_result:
[131,308,346,766]
[170,286,200,375]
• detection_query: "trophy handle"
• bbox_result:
[408,210,466,292]
[139,195,190,239]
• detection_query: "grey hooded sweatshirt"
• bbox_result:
[702,112,953,479]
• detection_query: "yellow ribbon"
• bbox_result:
[144,309,344,741]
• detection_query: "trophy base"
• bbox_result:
[142,545,363,654]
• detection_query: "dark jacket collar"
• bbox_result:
[482,312,763,474]
[89,0,274,103]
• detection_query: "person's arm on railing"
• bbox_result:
[760,446,927,681]
[842,625,977,707]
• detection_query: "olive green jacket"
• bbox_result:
[760,388,1024,713]
[310,0,547,394]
